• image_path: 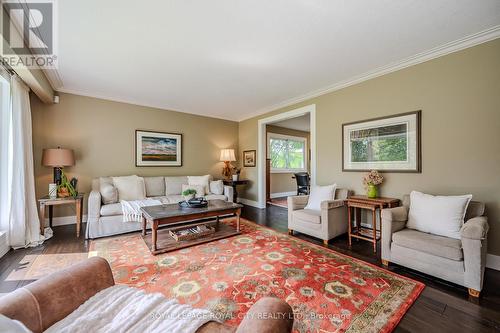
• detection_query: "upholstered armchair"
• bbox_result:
[287,188,351,245]
[381,195,489,297]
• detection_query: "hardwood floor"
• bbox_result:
[0,203,499,332]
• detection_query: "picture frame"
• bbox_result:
[135,130,182,167]
[342,111,421,173]
[243,150,256,167]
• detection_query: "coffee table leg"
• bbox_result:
[236,208,241,232]
[142,217,146,236]
[152,221,158,252]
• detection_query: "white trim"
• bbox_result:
[238,198,264,209]
[41,215,88,227]
[486,254,500,271]
[270,191,296,199]
[257,104,316,209]
[239,26,500,122]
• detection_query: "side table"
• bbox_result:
[345,195,399,252]
[222,179,249,203]
[38,194,84,237]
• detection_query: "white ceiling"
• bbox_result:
[271,114,310,132]
[53,1,500,121]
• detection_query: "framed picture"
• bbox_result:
[342,111,421,173]
[135,130,182,167]
[243,150,256,167]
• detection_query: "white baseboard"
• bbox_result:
[0,231,9,259]
[42,215,88,227]
[270,191,296,199]
[486,254,500,271]
[238,198,265,209]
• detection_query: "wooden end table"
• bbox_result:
[345,195,399,252]
[38,194,84,237]
[222,179,249,203]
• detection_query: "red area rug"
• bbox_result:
[268,198,288,208]
[90,218,424,332]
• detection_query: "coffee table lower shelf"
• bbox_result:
[142,223,240,255]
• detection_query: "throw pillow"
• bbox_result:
[407,191,472,239]
[182,184,205,198]
[99,182,118,204]
[112,175,146,201]
[188,175,210,195]
[209,180,224,195]
[304,184,337,211]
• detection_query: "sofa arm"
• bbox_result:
[88,190,102,219]
[0,257,115,333]
[223,185,234,202]
[381,206,409,261]
[236,297,294,333]
[320,199,344,210]
[461,216,489,240]
[287,195,309,211]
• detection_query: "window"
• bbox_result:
[268,133,307,173]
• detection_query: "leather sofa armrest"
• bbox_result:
[287,195,309,211]
[461,216,489,240]
[223,185,234,202]
[236,297,294,333]
[0,257,115,333]
[320,199,344,210]
[88,190,102,219]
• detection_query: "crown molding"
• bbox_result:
[238,25,500,122]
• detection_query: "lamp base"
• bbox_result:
[222,161,232,179]
[53,167,63,185]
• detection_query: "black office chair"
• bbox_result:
[294,172,310,195]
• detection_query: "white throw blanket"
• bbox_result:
[121,199,162,222]
[45,285,216,333]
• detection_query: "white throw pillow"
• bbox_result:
[304,184,337,211]
[182,184,205,198]
[112,175,146,201]
[209,180,224,195]
[407,191,472,239]
[100,182,118,204]
[188,175,210,195]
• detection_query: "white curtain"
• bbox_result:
[1,76,44,248]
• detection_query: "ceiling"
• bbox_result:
[52,1,500,121]
[271,114,310,132]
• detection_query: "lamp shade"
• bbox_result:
[220,149,236,162]
[42,148,75,167]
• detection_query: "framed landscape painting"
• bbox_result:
[243,150,256,167]
[342,111,421,173]
[135,130,182,166]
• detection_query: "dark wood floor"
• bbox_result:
[1,203,499,332]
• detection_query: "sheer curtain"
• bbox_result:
[0,75,44,249]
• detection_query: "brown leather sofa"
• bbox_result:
[0,257,293,333]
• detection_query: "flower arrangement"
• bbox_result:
[363,170,383,198]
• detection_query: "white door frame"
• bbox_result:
[257,104,316,208]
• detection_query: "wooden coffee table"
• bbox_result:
[140,199,243,255]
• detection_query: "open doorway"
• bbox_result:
[257,104,316,208]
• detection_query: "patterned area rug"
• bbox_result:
[268,198,288,208]
[90,218,424,332]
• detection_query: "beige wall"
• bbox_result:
[31,92,238,217]
[238,39,500,256]
[266,125,310,195]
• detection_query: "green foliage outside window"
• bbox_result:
[270,137,305,170]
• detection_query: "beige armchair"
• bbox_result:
[287,188,351,245]
[381,195,489,297]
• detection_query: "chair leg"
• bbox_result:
[468,288,480,298]
[381,259,389,266]
[288,229,293,235]
[323,239,328,246]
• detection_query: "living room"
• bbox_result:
[0,1,499,332]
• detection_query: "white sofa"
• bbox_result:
[86,175,233,239]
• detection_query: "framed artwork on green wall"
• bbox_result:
[135,130,183,167]
[342,111,421,173]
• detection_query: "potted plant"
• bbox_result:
[363,170,384,198]
[182,188,197,201]
[232,167,241,181]
[57,170,78,198]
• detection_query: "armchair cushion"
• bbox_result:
[461,216,489,240]
[292,209,321,224]
[393,229,463,261]
[100,203,122,217]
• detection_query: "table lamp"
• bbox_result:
[220,149,236,179]
[42,147,75,185]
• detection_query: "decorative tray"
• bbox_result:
[169,225,215,241]
[178,198,208,208]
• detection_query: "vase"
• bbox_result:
[367,184,378,198]
[232,174,239,181]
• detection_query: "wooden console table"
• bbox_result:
[38,194,84,237]
[346,195,399,252]
[223,179,249,203]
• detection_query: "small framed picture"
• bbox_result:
[243,150,256,167]
[136,130,182,167]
